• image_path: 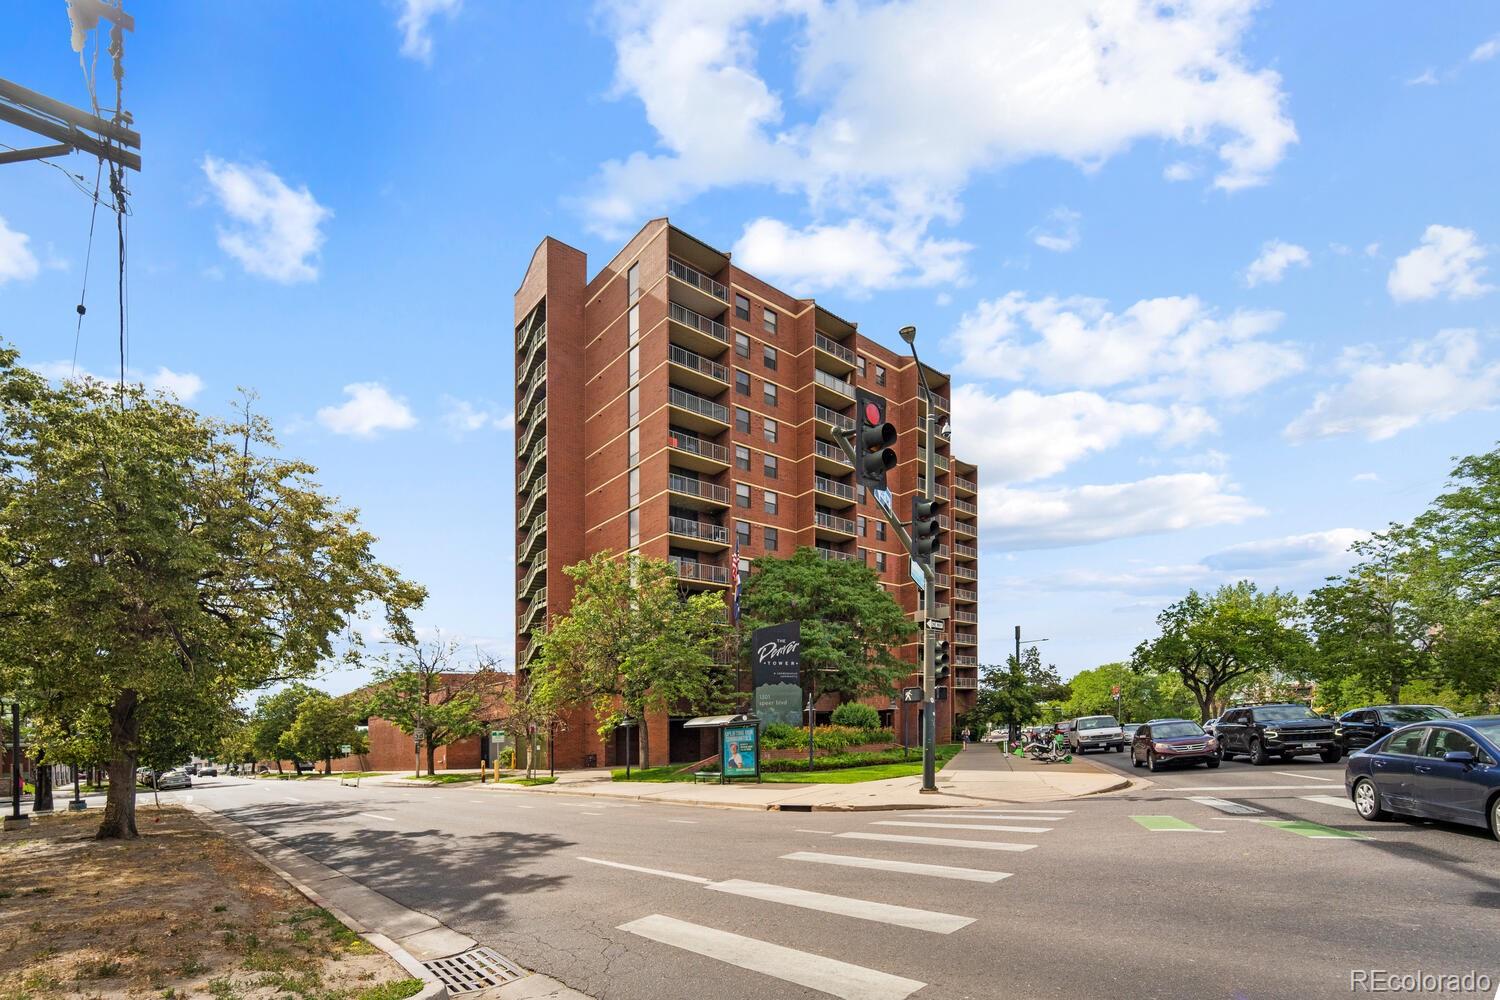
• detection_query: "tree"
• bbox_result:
[249,684,321,773]
[1132,582,1309,723]
[536,551,731,768]
[365,637,495,776]
[0,350,424,839]
[1061,662,1195,723]
[738,547,917,704]
[280,692,366,773]
[967,647,1065,741]
[493,666,560,779]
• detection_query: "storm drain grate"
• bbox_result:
[423,947,526,995]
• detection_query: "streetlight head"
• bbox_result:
[898,325,917,346]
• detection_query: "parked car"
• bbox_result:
[151,769,192,790]
[1336,705,1458,756]
[1121,723,1141,745]
[1346,717,1500,838]
[1202,716,1222,737]
[197,763,218,777]
[1131,719,1220,771]
[183,763,198,775]
[1216,704,1340,764]
[1068,715,1125,754]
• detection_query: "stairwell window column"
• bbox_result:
[628,262,640,303]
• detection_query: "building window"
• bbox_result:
[628,304,639,345]
[627,262,640,304]
[764,308,778,335]
[628,345,640,385]
[735,294,750,321]
[736,520,752,547]
[763,382,777,408]
[736,370,751,396]
[764,526,778,552]
[857,484,866,502]
[735,445,751,471]
[857,515,866,536]
[763,418,777,444]
[628,386,639,424]
[735,407,751,433]
[875,520,886,541]
[875,551,887,572]
[875,363,886,386]
[736,331,750,358]
[629,427,639,466]
[628,468,639,506]
[736,483,751,508]
[856,355,866,378]
[629,508,640,547]
[764,491,778,515]
[764,454,778,480]
[763,345,777,370]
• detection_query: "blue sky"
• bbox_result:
[2,2,1497,691]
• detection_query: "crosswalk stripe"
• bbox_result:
[619,914,926,1000]
[902,808,1072,814]
[577,857,711,884]
[1301,794,1356,811]
[1275,771,1335,781]
[708,879,973,934]
[903,811,1069,820]
[872,820,1052,834]
[782,851,1012,884]
[1165,784,1335,792]
[356,813,394,822]
[836,832,1037,852]
[1188,796,1262,815]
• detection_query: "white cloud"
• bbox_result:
[980,472,1264,550]
[588,1,1295,290]
[0,215,40,284]
[147,367,204,401]
[1030,207,1081,253]
[397,0,462,64]
[1035,563,1215,594]
[1364,242,1381,258]
[441,396,513,435]
[1352,472,1380,483]
[1405,68,1439,86]
[951,291,1302,400]
[1202,528,1367,572]
[1472,36,1499,62]
[201,156,331,284]
[1387,224,1493,302]
[1285,329,1500,442]
[317,382,418,438]
[28,360,204,401]
[732,216,969,295]
[1163,161,1198,182]
[1244,239,1310,286]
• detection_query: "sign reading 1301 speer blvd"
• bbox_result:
[751,620,802,728]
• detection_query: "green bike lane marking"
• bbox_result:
[1130,815,1223,833]
[1260,820,1370,840]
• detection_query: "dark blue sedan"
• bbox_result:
[1345,716,1500,838]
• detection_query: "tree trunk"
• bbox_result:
[640,721,650,770]
[97,689,140,840]
[1195,691,1214,725]
[425,743,436,777]
[31,752,54,813]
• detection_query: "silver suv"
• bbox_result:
[1069,715,1125,753]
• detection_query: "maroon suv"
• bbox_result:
[1131,719,1221,772]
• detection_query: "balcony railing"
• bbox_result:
[813,368,855,398]
[814,476,855,500]
[519,358,547,402]
[815,510,856,534]
[815,546,858,562]
[669,302,728,343]
[814,333,856,365]
[953,609,978,624]
[815,404,854,432]
[668,386,729,424]
[814,439,852,466]
[668,474,730,503]
[955,587,978,603]
[669,258,728,301]
[519,475,546,524]
[519,513,547,563]
[520,443,546,489]
[668,344,729,384]
[520,558,546,597]
[955,564,977,580]
[916,480,949,501]
[955,542,978,559]
[955,631,978,645]
[955,654,979,667]
[671,556,729,584]
[521,588,547,632]
[931,572,952,589]
[668,516,728,544]
[668,430,729,464]
[952,497,978,515]
[954,477,978,493]
[953,675,979,689]
[918,448,950,471]
[519,399,547,455]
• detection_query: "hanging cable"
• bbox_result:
[71,156,105,377]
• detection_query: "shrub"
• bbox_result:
[763,721,799,743]
[760,724,880,752]
[830,702,881,731]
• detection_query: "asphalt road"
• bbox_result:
[160,749,1500,1000]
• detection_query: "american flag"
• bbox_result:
[731,537,741,622]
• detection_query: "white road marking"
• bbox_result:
[577,857,710,884]
[1301,794,1357,811]
[904,811,1069,820]
[282,796,304,803]
[796,828,834,835]
[782,852,1011,884]
[900,808,1072,814]
[837,832,1037,852]
[619,914,925,1000]
[1165,784,1336,792]
[514,805,534,809]
[1152,829,1225,834]
[356,813,395,822]
[1188,796,1263,815]
[582,811,605,816]
[668,819,699,824]
[708,879,972,934]
[1275,771,1335,781]
[872,820,1052,834]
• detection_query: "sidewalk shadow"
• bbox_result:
[216,801,572,927]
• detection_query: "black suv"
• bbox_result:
[1335,704,1456,755]
[1215,704,1339,764]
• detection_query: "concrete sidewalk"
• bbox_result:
[474,746,1131,811]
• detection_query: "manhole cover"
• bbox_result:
[423,947,525,995]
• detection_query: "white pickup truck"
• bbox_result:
[1068,715,1125,754]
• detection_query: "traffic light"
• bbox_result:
[934,639,951,682]
[912,495,940,566]
[853,388,897,491]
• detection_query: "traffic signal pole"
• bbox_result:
[918,391,937,793]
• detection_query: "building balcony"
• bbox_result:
[955,564,977,581]
[955,631,978,646]
[955,587,978,604]
[954,541,978,561]
[954,476,978,497]
[671,555,730,587]
[815,546,858,562]
[814,475,857,508]
[952,519,976,539]
[918,394,951,417]
[916,478,949,502]
[813,368,856,405]
[952,497,978,516]
[519,557,546,598]
[521,587,548,634]
[955,654,979,667]
[917,448,950,472]
[953,675,979,690]
[953,609,978,624]
[930,572,952,589]
[668,429,730,473]
[813,438,852,475]
[814,509,856,539]
[668,386,730,433]
[668,472,731,510]
[814,403,855,440]
[668,343,730,395]
[668,301,729,356]
[668,515,730,551]
[813,333,856,375]
[668,257,729,315]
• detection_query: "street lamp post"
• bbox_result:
[5,701,29,831]
[900,325,941,794]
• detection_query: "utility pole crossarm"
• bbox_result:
[0,77,141,171]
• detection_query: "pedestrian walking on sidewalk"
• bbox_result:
[961,727,971,746]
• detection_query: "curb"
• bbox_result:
[185,804,448,1000]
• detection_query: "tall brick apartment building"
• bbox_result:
[515,220,981,769]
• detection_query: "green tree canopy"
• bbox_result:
[966,647,1065,737]
[364,637,495,776]
[1061,662,1195,723]
[249,683,321,772]
[280,691,367,772]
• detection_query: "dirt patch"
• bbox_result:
[0,807,422,1000]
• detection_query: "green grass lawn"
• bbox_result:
[254,771,388,780]
[500,776,557,786]
[613,745,961,784]
[405,773,482,784]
